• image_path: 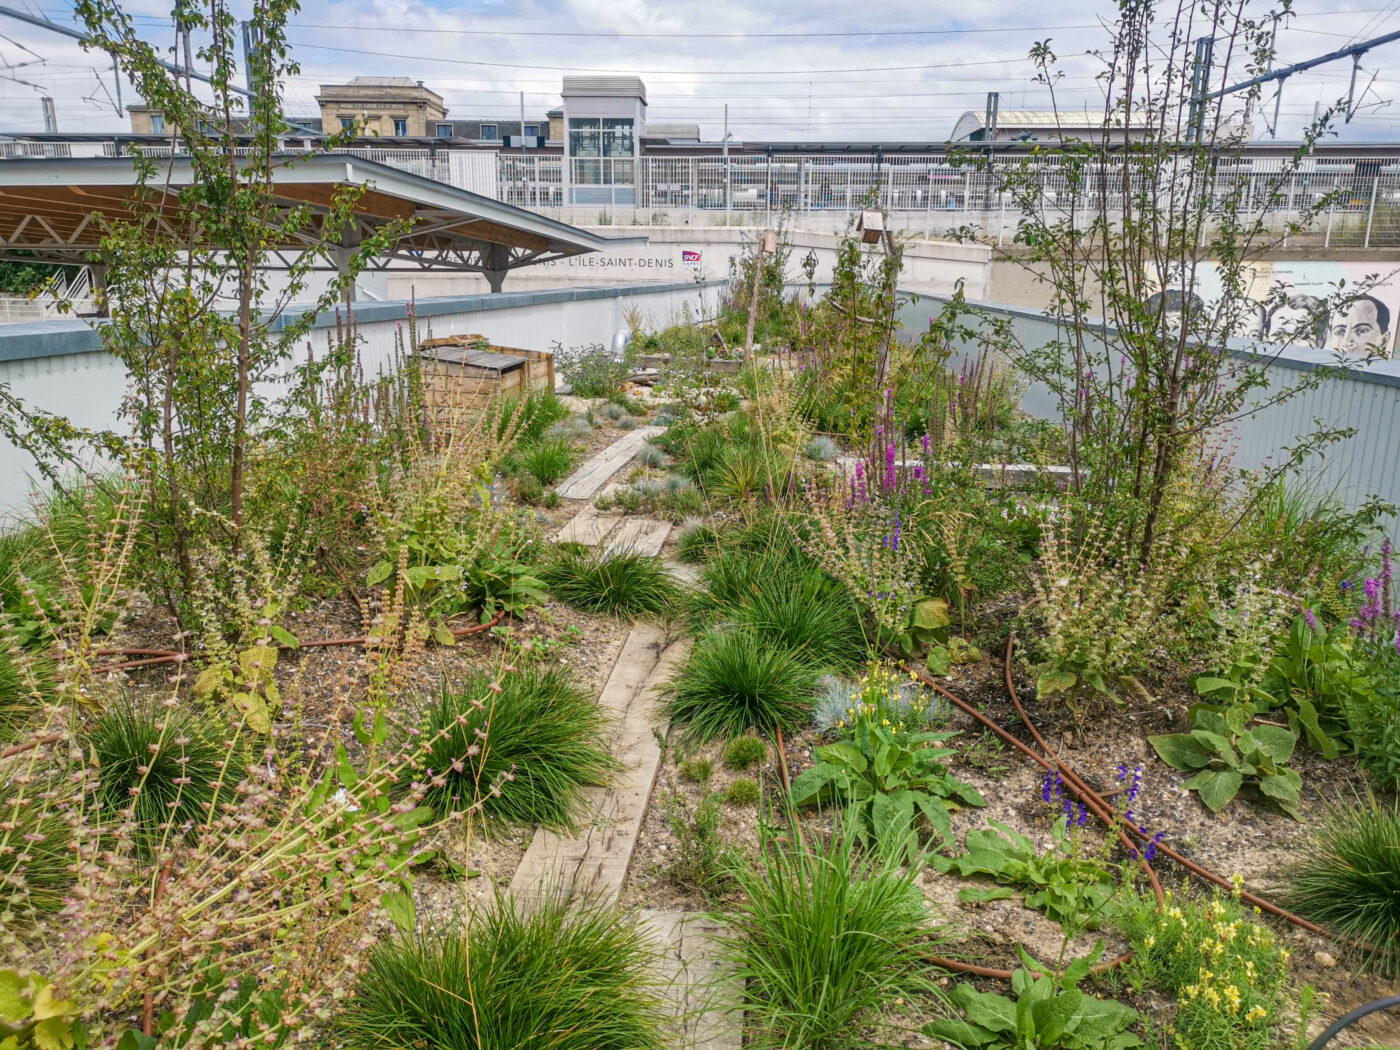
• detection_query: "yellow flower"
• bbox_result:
[1244,960,1256,980]
[1144,935,1156,950]
[1224,985,1242,1013]
[1245,1005,1268,1023]
[1231,872,1245,897]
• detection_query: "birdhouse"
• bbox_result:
[760,229,778,254]
[857,209,885,244]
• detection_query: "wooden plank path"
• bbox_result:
[508,625,687,907]
[642,910,743,1050]
[555,503,623,545]
[556,425,664,500]
[604,517,672,557]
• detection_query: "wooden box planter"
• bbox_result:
[417,335,555,426]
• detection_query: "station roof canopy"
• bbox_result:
[0,154,639,278]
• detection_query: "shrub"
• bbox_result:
[540,546,679,618]
[416,667,616,831]
[597,401,631,422]
[88,701,233,855]
[680,758,713,783]
[723,736,767,770]
[558,343,631,399]
[724,777,760,806]
[677,518,721,563]
[807,435,841,461]
[663,787,728,893]
[1277,795,1400,974]
[516,438,576,486]
[636,443,668,468]
[336,895,667,1050]
[663,628,821,742]
[716,817,944,1049]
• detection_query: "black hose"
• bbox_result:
[1307,995,1400,1050]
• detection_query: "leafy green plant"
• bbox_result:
[415,667,617,831]
[1148,706,1302,819]
[716,816,946,1049]
[724,777,760,806]
[663,627,822,743]
[926,945,1141,1050]
[336,894,667,1050]
[1258,615,1380,758]
[723,736,767,770]
[789,718,982,848]
[1277,795,1400,974]
[494,390,570,446]
[1116,887,1293,1050]
[539,545,680,617]
[677,518,722,562]
[933,817,1117,930]
[88,701,235,856]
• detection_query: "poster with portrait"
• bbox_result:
[1189,261,1400,359]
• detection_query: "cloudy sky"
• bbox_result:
[0,0,1396,141]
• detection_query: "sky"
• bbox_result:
[0,0,1397,142]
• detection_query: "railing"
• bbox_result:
[3,140,1398,245]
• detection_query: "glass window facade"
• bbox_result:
[393,119,408,136]
[436,123,453,138]
[524,124,540,138]
[150,114,165,135]
[480,124,499,140]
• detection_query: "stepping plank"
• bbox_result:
[556,504,623,546]
[604,517,672,557]
[509,627,687,908]
[556,426,664,500]
[666,562,703,588]
[642,910,742,1050]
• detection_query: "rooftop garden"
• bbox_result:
[2,0,1398,1048]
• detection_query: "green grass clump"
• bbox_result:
[691,551,866,674]
[663,628,821,743]
[88,701,233,855]
[496,391,569,446]
[0,648,52,744]
[680,758,713,784]
[417,667,616,832]
[724,736,767,770]
[517,438,576,486]
[635,443,667,468]
[336,895,667,1050]
[1278,796,1400,974]
[0,779,71,919]
[677,518,721,563]
[724,777,760,806]
[540,546,679,618]
[717,818,944,1049]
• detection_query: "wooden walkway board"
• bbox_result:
[641,910,742,1050]
[604,518,672,557]
[556,426,664,500]
[555,504,624,546]
[508,626,686,908]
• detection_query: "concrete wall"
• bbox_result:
[0,281,719,516]
[898,294,1400,527]
[386,226,992,300]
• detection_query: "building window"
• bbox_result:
[393,118,408,136]
[524,123,540,138]
[568,117,600,156]
[480,124,498,140]
[602,117,634,158]
[340,116,355,130]
[436,123,453,138]
[150,114,165,135]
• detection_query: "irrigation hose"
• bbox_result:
[996,634,1322,935]
[89,611,507,676]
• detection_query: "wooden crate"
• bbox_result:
[417,335,555,426]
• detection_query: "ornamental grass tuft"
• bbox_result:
[663,627,821,743]
[416,666,616,832]
[1278,795,1400,975]
[336,894,668,1050]
[540,545,680,618]
[715,816,945,1049]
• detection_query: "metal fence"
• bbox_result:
[2,139,1398,245]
